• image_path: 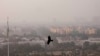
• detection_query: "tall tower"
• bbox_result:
[7,17,9,56]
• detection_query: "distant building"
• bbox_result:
[56,37,74,43]
[29,40,45,46]
[88,38,100,44]
[85,28,96,35]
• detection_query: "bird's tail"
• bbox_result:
[51,40,53,41]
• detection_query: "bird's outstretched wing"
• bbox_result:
[47,40,50,44]
[47,36,51,44]
[48,36,51,40]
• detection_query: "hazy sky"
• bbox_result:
[0,0,100,25]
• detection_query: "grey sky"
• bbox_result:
[0,0,100,25]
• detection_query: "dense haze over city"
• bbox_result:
[0,0,100,26]
[0,0,100,56]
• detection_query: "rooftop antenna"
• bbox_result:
[7,17,9,56]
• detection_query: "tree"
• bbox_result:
[83,41,90,49]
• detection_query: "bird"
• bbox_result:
[47,35,53,45]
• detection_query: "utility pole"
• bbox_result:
[7,17,9,56]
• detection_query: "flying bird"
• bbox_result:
[47,35,53,45]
